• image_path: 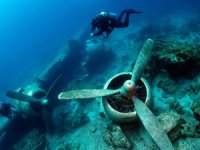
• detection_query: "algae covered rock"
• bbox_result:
[153,40,200,77]
[192,96,200,121]
[157,77,178,95]
[52,104,90,133]
[55,142,80,150]
[175,138,200,150]
[157,112,183,141]
[189,77,200,95]
[181,115,200,138]
[103,124,132,150]
[13,128,46,150]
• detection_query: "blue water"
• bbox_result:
[0,1,200,149]
[0,0,199,99]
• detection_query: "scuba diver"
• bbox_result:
[0,102,17,119]
[90,9,143,38]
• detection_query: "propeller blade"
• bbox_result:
[131,39,154,84]
[6,90,47,104]
[58,89,120,100]
[133,98,174,150]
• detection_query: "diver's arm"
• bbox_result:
[91,28,103,36]
[91,24,96,32]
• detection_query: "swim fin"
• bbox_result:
[126,9,143,14]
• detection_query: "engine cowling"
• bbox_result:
[16,83,47,116]
[102,72,152,123]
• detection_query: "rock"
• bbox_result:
[56,142,80,150]
[169,99,183,114]
[189,77,200,95]
[157,78,177,95]
[152,40,200,77]
[181,115,200,138]
[89,125,97,133]
[103,124,132,150]
[197,123,200,134]
[191,96,200,121]
[52,104,90,133]
[157,112,183,141]
[176,138,200,150]
[13,128,46,150]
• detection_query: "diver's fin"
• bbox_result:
[133,11,143,14]
[126,9,143,14]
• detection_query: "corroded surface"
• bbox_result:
[131,39,154,84]
[59,89,119,100]
[134,99,174,150]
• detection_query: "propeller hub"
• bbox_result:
[121,80,135,96]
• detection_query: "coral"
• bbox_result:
[169,99,184,114]
[189,77,200,95]
[152,40,200,77]
[13,128,46,150]
[181,115,200,138]
[191,96,200,121]
[157,112,183,141]
[156,111,200,141]
[55,142,80,150]
[157,77,178,95]
[175,138,200,150]
[103,124,132,150]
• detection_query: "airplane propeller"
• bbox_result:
[58,39,174,150]
[6,90,48,105]
[58,39,153,99]
[6,75,62,132]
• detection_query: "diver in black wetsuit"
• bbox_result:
[90,9,143,38]
[0,102,16,119]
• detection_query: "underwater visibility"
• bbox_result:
[1,0,200,149]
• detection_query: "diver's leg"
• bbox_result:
[105,27,113,38]
[116,9,143,28]
[117,10,127,23]
[124,12,131,27]
[115,12,130,28]
[123,9,143,26]
[116,9,132,28]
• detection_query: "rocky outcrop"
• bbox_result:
[103,124,132,150]
[52,104,90,133]
[175,138,200,150]
[157,77,178,95]
[152,40,200,77]
[157,112,183,141]
[192,96,200,121]
[181,115,200,138]
[13,128,46,150]
[157,111,200,142]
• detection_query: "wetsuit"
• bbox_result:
[91,9,143,38]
